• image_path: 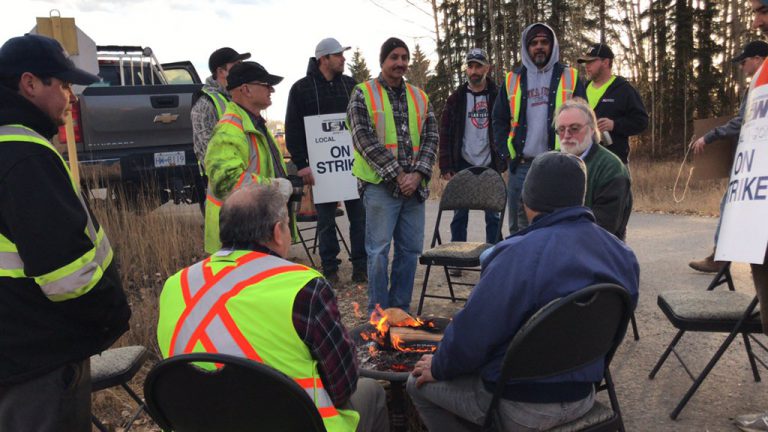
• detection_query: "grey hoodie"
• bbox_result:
[520,23,560,158]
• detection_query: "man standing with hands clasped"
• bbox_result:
[347,37,438,314]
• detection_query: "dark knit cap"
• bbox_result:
[522,151,587,213]
[380,37,409,65]
[526,24,554,46]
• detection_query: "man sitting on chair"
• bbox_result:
[157,183,388,432]
[407,151,640,431]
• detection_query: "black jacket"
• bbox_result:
[492,62,587,172]
[285,58,357,170]
[438,78,505,173]
[587,76,649,163]
[0,86,131,384]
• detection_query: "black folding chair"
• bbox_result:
[483,283,633,432]
[144,353,326,432]
[416,166,506,315]
[648,262,767,419]
[90,346,150,432]
[294,208,351,268]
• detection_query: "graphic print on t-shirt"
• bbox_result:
[529,86,550,108]
[468,99,490,129]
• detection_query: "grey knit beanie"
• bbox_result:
[522,151,587,213]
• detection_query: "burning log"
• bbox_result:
[389,327,442,352]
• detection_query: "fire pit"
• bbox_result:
[350,307,450,431]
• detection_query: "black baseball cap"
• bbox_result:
[0,34,100,84]
[208,47,251,75]
[226,61,283,91]
[732,41,768,63]
[577,43,615,63]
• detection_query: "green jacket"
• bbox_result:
[583,143,632,239]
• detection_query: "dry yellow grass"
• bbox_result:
[89,190,204,431]
[630,160,726,216]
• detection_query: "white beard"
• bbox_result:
[561,133,593,157]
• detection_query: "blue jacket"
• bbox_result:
[431,206,639,403]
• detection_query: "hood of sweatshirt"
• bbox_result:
[520,22,560,73]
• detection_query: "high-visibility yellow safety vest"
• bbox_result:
[203,103,288,254]
[504,67,579,159]
[157,250,360,432]
[0,124,113,301]
[351,79,428,184]
[202,89,228,119]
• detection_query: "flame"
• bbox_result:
[352,302,362,319]
[390,333,438,353]
[369,304,390,334]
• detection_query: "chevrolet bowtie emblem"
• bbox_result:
[154,113,179,124]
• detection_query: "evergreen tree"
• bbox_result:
[406,44,431,89]
[348,48,372,83]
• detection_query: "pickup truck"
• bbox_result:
[57,45,203,210]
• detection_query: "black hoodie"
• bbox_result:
[587,75,649,163]
[285,58,358,170]
[0,86,130,384]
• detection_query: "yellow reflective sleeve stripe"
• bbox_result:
[36,230,113,301]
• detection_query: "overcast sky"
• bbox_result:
[1,0,438,123]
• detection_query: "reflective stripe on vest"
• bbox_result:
[0,125,113,300]
[505,67,579,158]
[352,79,428,184]
[168,251,341,419]
[202,89,228,119]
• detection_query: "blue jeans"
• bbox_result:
[316,199,366,273]
[362,183,425,314]
[507,161,530,235]
[449,159,501,244]
[450,209,501,244]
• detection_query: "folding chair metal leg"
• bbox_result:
[417,264,432,316]
[442,266,457,302]
[296,227,317,267]
[92,416,108,432]
[630,313,639,340]
[604,369,626,432]
[311,224,319,254]
[707,262,734,291]
[335,225,351,255]
[743,333,762,382]
[669,296,760,420]
[649,329,685,379]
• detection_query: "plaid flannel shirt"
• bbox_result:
[347,75,439,200]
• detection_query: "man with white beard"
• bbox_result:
[554,98,632,239]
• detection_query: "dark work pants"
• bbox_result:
[0,359,91,432]
[316,198,366,273]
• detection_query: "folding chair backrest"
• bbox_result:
[440,166,506,212]
[499,283,632,381]
[144,353,326,432]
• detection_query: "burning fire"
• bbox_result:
[364,305,437,353]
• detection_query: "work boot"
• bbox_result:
[734,411,768,431]
[688,249,724,273]
[323,269,340,286]
[352,267,367,284]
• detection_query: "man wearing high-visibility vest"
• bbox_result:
[347,37,439,314]
[0,34,131,431]
[204,61,293,254]
[158,184,389,432]
[191,47,251,214]
[492,23,586,235]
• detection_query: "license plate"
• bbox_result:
[154,151,185,167]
